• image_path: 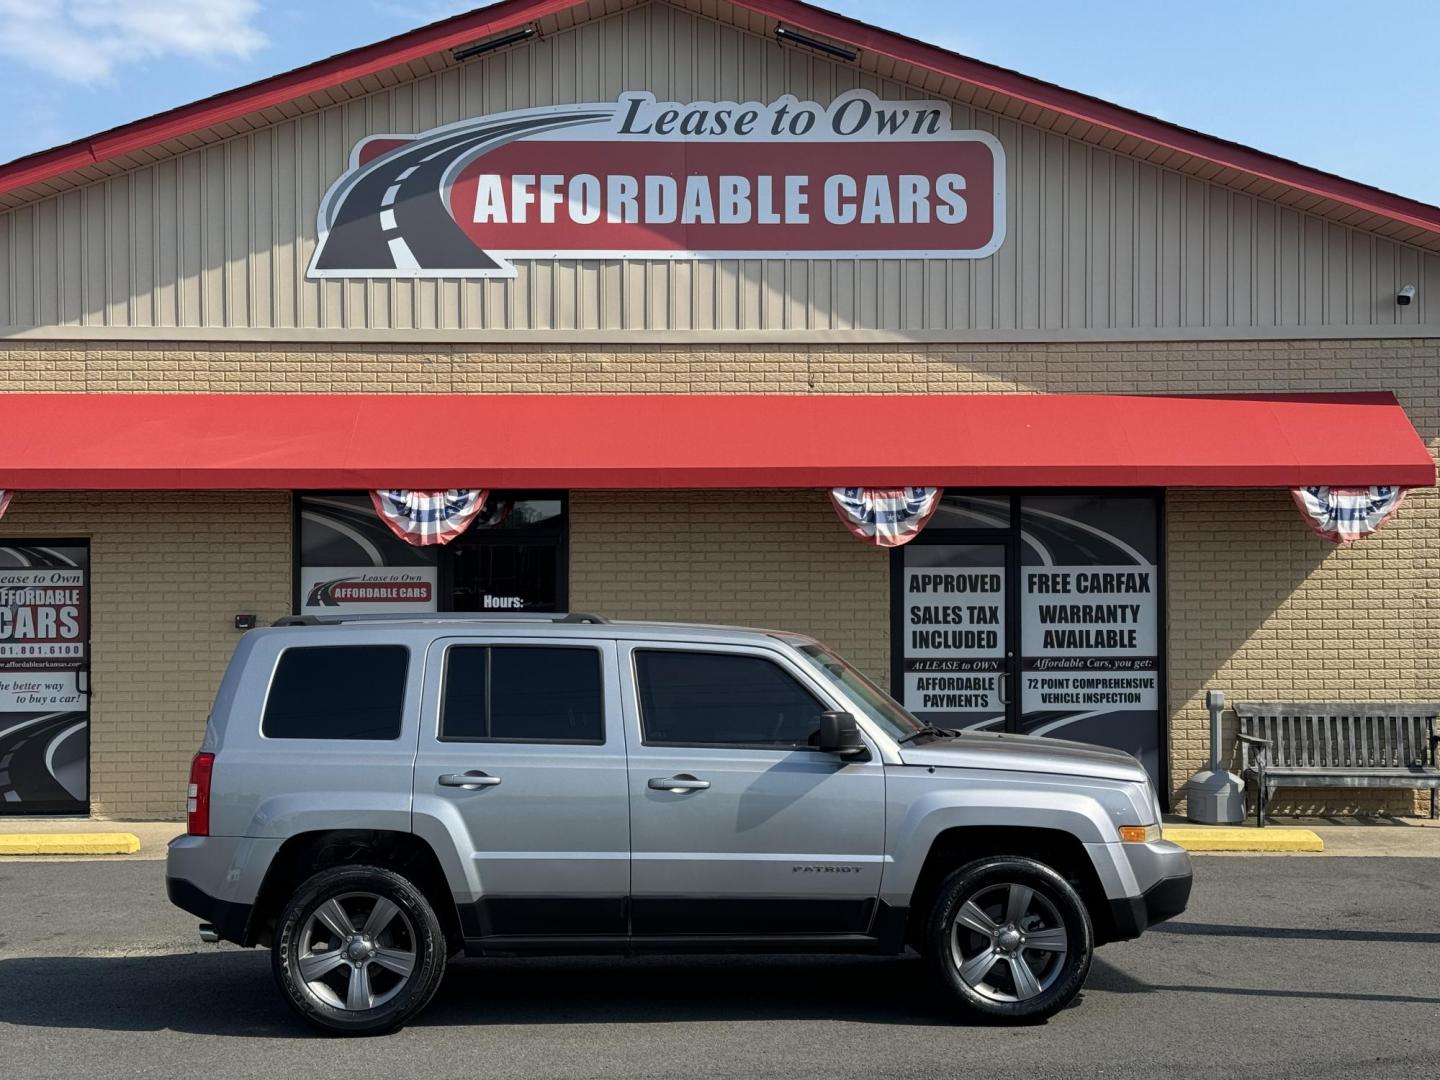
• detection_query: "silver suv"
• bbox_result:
[167,613,1191,1034]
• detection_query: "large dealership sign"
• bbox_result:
[308,90,1005,279]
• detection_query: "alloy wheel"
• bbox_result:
[948,881,1069,1003]
[296,891,418,1012]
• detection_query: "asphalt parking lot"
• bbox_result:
[1,855,1437,1080]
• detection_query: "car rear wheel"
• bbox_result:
[925,856,1093,1023]
[273,864,447,1035]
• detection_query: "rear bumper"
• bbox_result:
[166,875,254,945]
[1106,872,1193,941]
[166,833,281,946]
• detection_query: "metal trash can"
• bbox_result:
[1186,689,1246,824]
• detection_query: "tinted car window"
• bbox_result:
[635,650,826,749]
[440,646,489,740]
[262,645,408,740]
[442,646,603,743]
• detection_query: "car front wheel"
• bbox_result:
[273,864,447,1035]
[925,856,1093,1023]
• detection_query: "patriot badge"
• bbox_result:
[370,489,489,546]
[1291,485,1407,543]
[830,487,942,547]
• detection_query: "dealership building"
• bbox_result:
[0,0,1436,819]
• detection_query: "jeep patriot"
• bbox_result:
[167,613,1192,1034]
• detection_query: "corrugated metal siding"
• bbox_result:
[2,0,1437,333]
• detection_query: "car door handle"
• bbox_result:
[439,771,501,789]
[648,774,710,792]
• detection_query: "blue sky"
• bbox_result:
[1,1,1436,203]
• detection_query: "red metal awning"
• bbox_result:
[0,392,1431,490]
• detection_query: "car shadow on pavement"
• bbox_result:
[0,952,294,1036]
[1088,956,1440,1007]
[420,954,957,1028]
[1147,921,1440,945]
[7,948,1438,1038]
[0,951,969,1036]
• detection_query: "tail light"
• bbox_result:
[187,752,215,836]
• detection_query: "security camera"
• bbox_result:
[1397,284,1416,305]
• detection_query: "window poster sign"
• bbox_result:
[297,493,568,615]
[0,541,90,815]
[299,567,439,613]
[892,493,1163,786]
[900,543,1008,731]
[299,495,439,615]
[1017,496,1161,780]
[308,90,1005,279]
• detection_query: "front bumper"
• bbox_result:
[1106,871,1193,940]
[1102,837,1193,940]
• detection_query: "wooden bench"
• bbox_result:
[1234,703,1440,825]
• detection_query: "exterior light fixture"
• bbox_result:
[452,25,537,62]
[774,26,858,62]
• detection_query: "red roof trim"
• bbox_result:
[0,0,576,196]
[746,0,1440,237]
[2,0,1438,240]
[0,392,1430,490]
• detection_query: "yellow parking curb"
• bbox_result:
[1162,826,1323,853]
[0,832,141,855]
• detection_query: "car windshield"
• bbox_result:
[795,643,924,742]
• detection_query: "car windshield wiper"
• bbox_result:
[895,723,957,745]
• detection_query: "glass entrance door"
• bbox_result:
[448,538,563,612]
[891,492,1165,791]
[442,494,567,613]
[1015,495,1162,781]
[893,540,1014,732]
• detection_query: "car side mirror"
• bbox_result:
[817,711,868,758]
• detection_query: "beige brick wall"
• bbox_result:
[570,490,888,677]
[2,338,1436,401]
[0,336,1435,817]
[0,492,291,818]
[1167,484,1440,815]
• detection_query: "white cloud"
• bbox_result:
[369,0,481,24]
[0,0,267,84]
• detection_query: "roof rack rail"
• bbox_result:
[271,612,609,627]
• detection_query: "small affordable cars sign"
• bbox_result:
[308,90,1005,278]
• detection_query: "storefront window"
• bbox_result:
[0,540,90,815]
[1017,495,1161,781]
[925,492,1011,531]
[892,491,1164,787]
[449,542,562,612]
[296,492,567,615]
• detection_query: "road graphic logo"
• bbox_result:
[307,90,1005,279]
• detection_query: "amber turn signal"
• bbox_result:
[1118,824,1162,843]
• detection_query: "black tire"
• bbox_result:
[272,864,448,1035]
[924,856,1093,1024]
